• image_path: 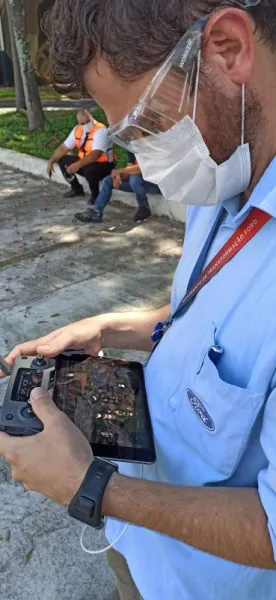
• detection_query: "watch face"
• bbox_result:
[53,353,156,464]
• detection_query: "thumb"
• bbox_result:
[30,387,59,424]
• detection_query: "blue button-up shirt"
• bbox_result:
[106,158,276,599]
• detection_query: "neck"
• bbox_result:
[244,55,276,200]
[244,145,275,203]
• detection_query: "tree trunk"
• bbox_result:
[8,0,45,132]
[5,0,26,110]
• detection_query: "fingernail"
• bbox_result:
[30,387,48,401]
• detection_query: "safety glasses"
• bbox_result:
[108,0,261,152]
[109,17,206,152]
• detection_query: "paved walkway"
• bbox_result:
[0,164,184,600]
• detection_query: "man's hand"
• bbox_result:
[0,305,170,377]
[66,161,81,175]
[1,317,104,375]
[113,174,122,189]
[0,388,92,504]
[111,168,128,181]
[47,160,55,178]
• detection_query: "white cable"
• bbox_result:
[80,521,129,556]
[80,464,144,556]
[241,83,246,146]
[192,48,201,123]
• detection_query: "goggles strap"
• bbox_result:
[192,49,201,122]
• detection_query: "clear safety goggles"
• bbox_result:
[108,0,260,152]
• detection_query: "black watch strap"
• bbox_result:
[68,458,118,530]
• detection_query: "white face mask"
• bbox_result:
[83,122,93,133]
[133,75,251,206]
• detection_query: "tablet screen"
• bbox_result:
[53,353,156,464]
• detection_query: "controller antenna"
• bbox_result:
[0,356,12,376]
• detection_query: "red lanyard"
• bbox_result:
[183,207,271,306]
[151,207,271,348]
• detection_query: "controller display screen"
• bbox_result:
[53,354,155,463]
[12,368,43,403]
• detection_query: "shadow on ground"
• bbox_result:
[0,164,185,600]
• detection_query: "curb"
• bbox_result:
[0,99,97,109]
[0,147,186,224]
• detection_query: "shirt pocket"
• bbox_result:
[169,327,265,478]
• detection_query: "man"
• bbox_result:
[2,1,276,599]
[47,108,114,204]
[75,152,161,223]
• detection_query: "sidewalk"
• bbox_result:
[0,164,184,600]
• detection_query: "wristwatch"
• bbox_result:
[68,458,118,529]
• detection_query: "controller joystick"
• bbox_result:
[31,355,48,368]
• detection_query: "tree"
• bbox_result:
[5,0,25,111]
[7,0,45,131]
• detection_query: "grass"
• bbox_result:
[0,86,61,102]
[0,107,128,167]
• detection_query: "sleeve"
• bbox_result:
[64,127,77,150]
[258,386,276,559]
[93,128,108,152]
[127,152,136,164]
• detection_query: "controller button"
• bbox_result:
[32,371,43,384]
[6,414,14,421]
[22,408,36,419]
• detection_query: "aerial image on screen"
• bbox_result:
[54,355,152,453]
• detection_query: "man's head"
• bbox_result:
[76,108,93,127]
[48,1,276,181]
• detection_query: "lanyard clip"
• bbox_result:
[152,322,165,344]
[151,318,173,344]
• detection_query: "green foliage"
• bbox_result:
[0,86,60,101]
[0,109,128,167]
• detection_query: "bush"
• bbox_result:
[0,109,128,167]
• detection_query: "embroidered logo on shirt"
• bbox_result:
[186,389,215,432]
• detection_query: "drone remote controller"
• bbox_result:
[0,355,56,436]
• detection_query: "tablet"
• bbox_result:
[53,352,156,464]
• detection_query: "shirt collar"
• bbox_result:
[223,156,276,223]
[248,156,276,219]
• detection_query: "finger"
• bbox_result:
[30,387,60,423]
[5,331,65,366]
[36,329,77,357]
[0,350,21,377]
[0,432,22,461]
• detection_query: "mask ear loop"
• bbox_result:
[192,49,201,123]
[241,83,246,145]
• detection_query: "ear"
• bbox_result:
[202,8,255,85]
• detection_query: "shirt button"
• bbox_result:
[169,397,178,410]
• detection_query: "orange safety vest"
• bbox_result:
[74,122,109,163]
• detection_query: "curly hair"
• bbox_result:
[46,0,276,97]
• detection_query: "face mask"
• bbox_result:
[83,122,92,133]
[133,113,251,206]
[133,72,251,206]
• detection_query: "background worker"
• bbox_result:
[47,108,114,204]
[75,152,160,223]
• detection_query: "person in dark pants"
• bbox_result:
[75,152,161,223]
[47,108,114,204]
